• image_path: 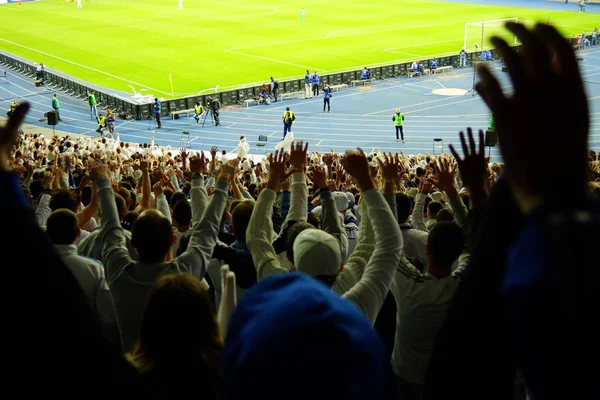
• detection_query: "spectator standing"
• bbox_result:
[127,273,224,399]
[304,69,312,98]
[36,63,44,80]
[46,209,119,343]
[592,28,598,46]
[282,107,295,139]
[312,71,320,97]
[236,136,249,159]
[153,98,162,129]
[393,108,405,143]
[210,97,221,126]
[270,76,279,103]
[429,58,438,74]
[322,84,332,112]
[579,0,586,12]
[106,109,116,137]
[459,48,467,68]
[51,93,63,122]
[88,90,98,120]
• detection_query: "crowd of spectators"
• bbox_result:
[1,23,598,399]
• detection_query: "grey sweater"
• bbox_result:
[97,176,228,352]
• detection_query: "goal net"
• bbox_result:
[463,18,535,52]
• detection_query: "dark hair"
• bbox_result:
[285,222,316,264]
[307,212,320,229]
[114,194,127,219]
[127,273,223,397]
[131,210,174,263]
[436,209,453,222]
[81,185,92,206]
[427,222,465,266]
[230,201,254,243]
[170,192,186,208]
[46,209,79,245]
[396,193,413,223]
[427,201,443,217]
[50,189,77,212]
[29,179,44,202]
[172,200,192,228]
[122,211,139,231]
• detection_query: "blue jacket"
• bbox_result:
[153,101,161,114]
[430,59,438,69]
[323,87,332,99]
[305,73,312,84]
[360,68,370,79]
[312,73,320,84]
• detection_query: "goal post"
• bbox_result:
[463,18,522,52]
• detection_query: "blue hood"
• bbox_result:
[223,273,390,400]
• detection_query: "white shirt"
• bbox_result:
[53,244,118,330]
[390,256,467,384]
[399,223,428,262]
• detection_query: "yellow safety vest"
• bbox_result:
[195,105,203,114]
[97,116,106,126]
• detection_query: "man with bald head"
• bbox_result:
[92,154,235,352]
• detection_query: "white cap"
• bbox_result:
[332,191,349,212]
[431,192,444,202]
[293,229,341,277]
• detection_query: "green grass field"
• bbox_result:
[0,0,597,97]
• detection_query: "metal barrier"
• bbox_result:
[0,48,507,120]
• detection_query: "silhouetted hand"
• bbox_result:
[477,22,589,212]
[189,151,208,174]
[0,103,29,171]
[450,128,487,197]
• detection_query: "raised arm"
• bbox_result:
[341,150,402,325]
[153,181,172,223]
[280,141,308,231]
[431,158,469,230]
[246,149,293,280]
[95,164,133,284]
[175,154,232,279]
[311,164,348,261]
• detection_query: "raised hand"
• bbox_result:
[377,153,400,183]
[210,146,218,159]
[267,150,294,191]
[342,148,374,191]
[89,164,110,182]
[432,158,457,194]
[477,22,589,212]
[449,128,487,195]
[289,140,308,170]
[307,164,327,189]
[189,151,208,174]
[217,160,238,182]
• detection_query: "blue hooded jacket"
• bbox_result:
[223,273,392,400]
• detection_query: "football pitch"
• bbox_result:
[0,0,597,97]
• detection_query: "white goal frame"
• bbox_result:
[464,18,519,52]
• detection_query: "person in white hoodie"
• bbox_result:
[236,136,250,160]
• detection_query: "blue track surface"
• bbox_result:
[2,48,600,162]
